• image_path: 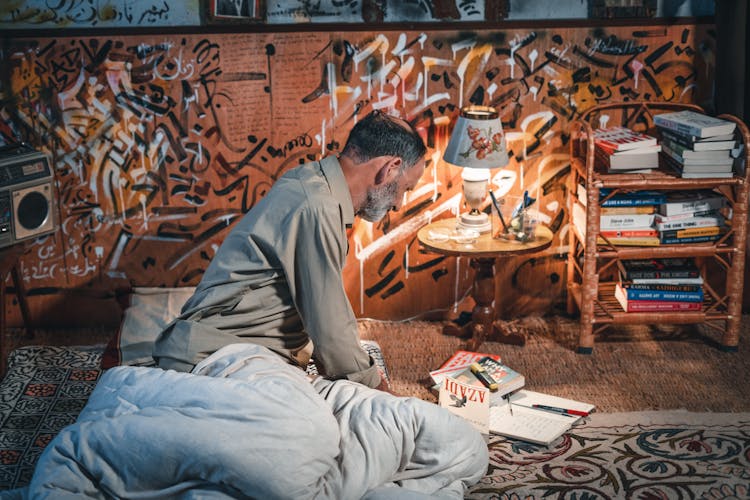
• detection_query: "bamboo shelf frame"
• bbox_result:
[566,101,749,353]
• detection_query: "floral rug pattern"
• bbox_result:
[469,413,750,499]
[1,346,749,498]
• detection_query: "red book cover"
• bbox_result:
[599,228,659,238]
[594,126,658,153]
[615,284,702,312]
[430,350,501,384]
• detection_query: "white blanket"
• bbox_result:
[27,344,488,499]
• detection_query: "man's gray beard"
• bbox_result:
[360,181,399,223]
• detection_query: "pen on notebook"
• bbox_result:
[505,395,513,416]
[469,362,498,392]
[532,404,589,417]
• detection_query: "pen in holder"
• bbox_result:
[491,192,537,242]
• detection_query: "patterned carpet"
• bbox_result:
[469,412,750,499]
[1,345,749,497]
[0,346,102,489]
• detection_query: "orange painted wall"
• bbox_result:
[0,22,715,325]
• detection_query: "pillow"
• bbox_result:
[101,288,388,381]
[102,287,195,369]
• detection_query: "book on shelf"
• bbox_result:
[488,390,595,446]
[662,147,735,167]
[654,213,724,231]
[627,275,704,285]
[658,191,726,217]
[659,232,727,245]
[599,228,658,238]
[658,225,724,239]
[435,356,525,404]
[599,189,667,207]
[660,138,732,162]
[662,156,735,179]
[654,110,737,139]
[615,278,704,302]
[429,350,502,385]
[594,144,659,172]
[619,281,703,292]
[614,283,703,312]
[654,208,722,222]
[597,235,661,246]
[571,201,586,238]
[593,126,658,152]
[601,205,656,215]
[618,258,699,280]
[661,130,737,151]
[678,171,735,179]
[599,213,655,229]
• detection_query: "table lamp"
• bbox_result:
[442,105,509,233]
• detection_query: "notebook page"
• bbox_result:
[489,403,574,446]
[509,389,595,423]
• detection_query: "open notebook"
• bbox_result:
[489,389,595,446]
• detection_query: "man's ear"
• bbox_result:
[374,157,402,185]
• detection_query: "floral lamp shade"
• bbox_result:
[442,105,509,234]
[442,105,509,170]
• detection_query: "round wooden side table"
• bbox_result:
[417,218,553,351]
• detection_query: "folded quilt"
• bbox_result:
[28,344,487,499]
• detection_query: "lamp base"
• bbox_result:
[458,212,491,233]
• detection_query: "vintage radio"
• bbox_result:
[0,143,56,249]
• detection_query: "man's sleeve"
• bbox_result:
[280,204,381,388]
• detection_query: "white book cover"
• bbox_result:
[439,376,489,435]
[629,276,705,285]
[654,214,725,231]
[654,208,722,222]
[600,213,655,229]
[659,192,726,216]
[654,111,736,138]
[680,171,735,179]
[661,139,732,160]
[661,130,736,151]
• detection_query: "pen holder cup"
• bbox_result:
[491,195,536,242]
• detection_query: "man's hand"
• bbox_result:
[375,377,401,397]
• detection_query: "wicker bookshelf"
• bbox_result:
[566,102,749,353]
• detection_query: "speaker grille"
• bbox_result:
[17,191,49,230]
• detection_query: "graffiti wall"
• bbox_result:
[0,22,715,325]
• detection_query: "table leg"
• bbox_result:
[443,257,525,350]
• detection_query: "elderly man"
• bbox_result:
[153,110,427,391]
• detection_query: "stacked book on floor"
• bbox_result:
[654,110,739,178]
[615,257,704,312]
[430,350,595,446]
[592,126,661,174]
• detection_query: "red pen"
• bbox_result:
[532,404,589,417]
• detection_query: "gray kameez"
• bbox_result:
[153,155,381,388]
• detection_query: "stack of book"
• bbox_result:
[595,189,666,246]
[434,349,595,445]
[615,257,704,312]
[428,350,502,386]
[654,110,738,179]
[430,351,525,404]
[655,190,728,244]
[593,126,661,174]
